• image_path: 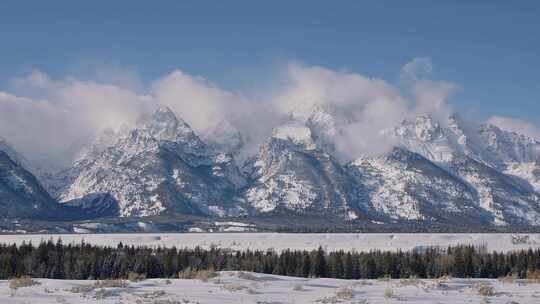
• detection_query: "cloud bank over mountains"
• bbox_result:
[0,58,538,166]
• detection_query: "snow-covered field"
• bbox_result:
[1,272,540,304]
[1,233,539,252]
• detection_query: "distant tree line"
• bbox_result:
[0,239,539,280]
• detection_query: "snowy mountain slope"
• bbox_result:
[391,115,540,225]
[0,148,60,219]
[53,107,247,217]
[395,115,540,191]
[347,148,493,225]
[244,123,367,219]
[4,102,539,229]
[0,140,119,220]
[449,154,540,225]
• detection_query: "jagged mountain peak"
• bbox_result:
[53,107,247,218]
[135,107,202,144]
[414,115,443,141]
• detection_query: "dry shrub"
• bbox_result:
[315,296,339,303]
[222,283,247,292]
[437,274,452,281]
[351,280,372,287]
[69,284,95,294]
[70,279,127,295]
[9,276,40,290]
[335,286,354,299]
[236,271,261,281]
[94,288,114,300]
[140,290,167,299]
[434,274,452,288]
[400,276,420,286]
[473,282,494,296]
[384,287,394,299]
[94,279,128,288]
[128,272,147,282]
[178,268,218,282]
[498,274,516,284]
[527,271,540,283]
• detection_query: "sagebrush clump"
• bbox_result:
[473,282,494,296]
[9,276,40,290]
[128,272,147,282]
[335,286,354,299]
[527,270,540,283]
[178,268,218,282]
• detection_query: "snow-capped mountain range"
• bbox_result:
[2,106,540,229]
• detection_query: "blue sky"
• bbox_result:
[0,0,539,126]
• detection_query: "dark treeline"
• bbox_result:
[1,240,540,280]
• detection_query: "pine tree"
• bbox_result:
[312,247,327,277]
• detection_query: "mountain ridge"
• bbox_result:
[2,107,540,232]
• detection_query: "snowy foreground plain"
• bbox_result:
[1,271,540,304]
[1,233,539,252]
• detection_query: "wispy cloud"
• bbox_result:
[1,58,534,167]
[487,116,540,140]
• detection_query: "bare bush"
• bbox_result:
[384,287,394,299]
[527,271,540,283]
[128,272,147,282]
[335,286,354,299]
[178,268,218,282]
[94,288,114,300]
[236,271,262,281]
[498,274,516,284]
[69,279,127,296]
[400,276,420,286]
[222,283,248,292]
[69,284,95,294]
[351,280,372,287]
[473,282,494,296]
[140,290,167,299]
[94,279,128,288]
[9,276,40,290]
[315,296,339,304]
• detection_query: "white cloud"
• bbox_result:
[400,57,433,83]
[400,57,457,120]
[487,116,540,140]
[0,59,535,169]
[271,60,458,158]
[1,68,279,165]
[2,71,154,166]
[274,64,409,158]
